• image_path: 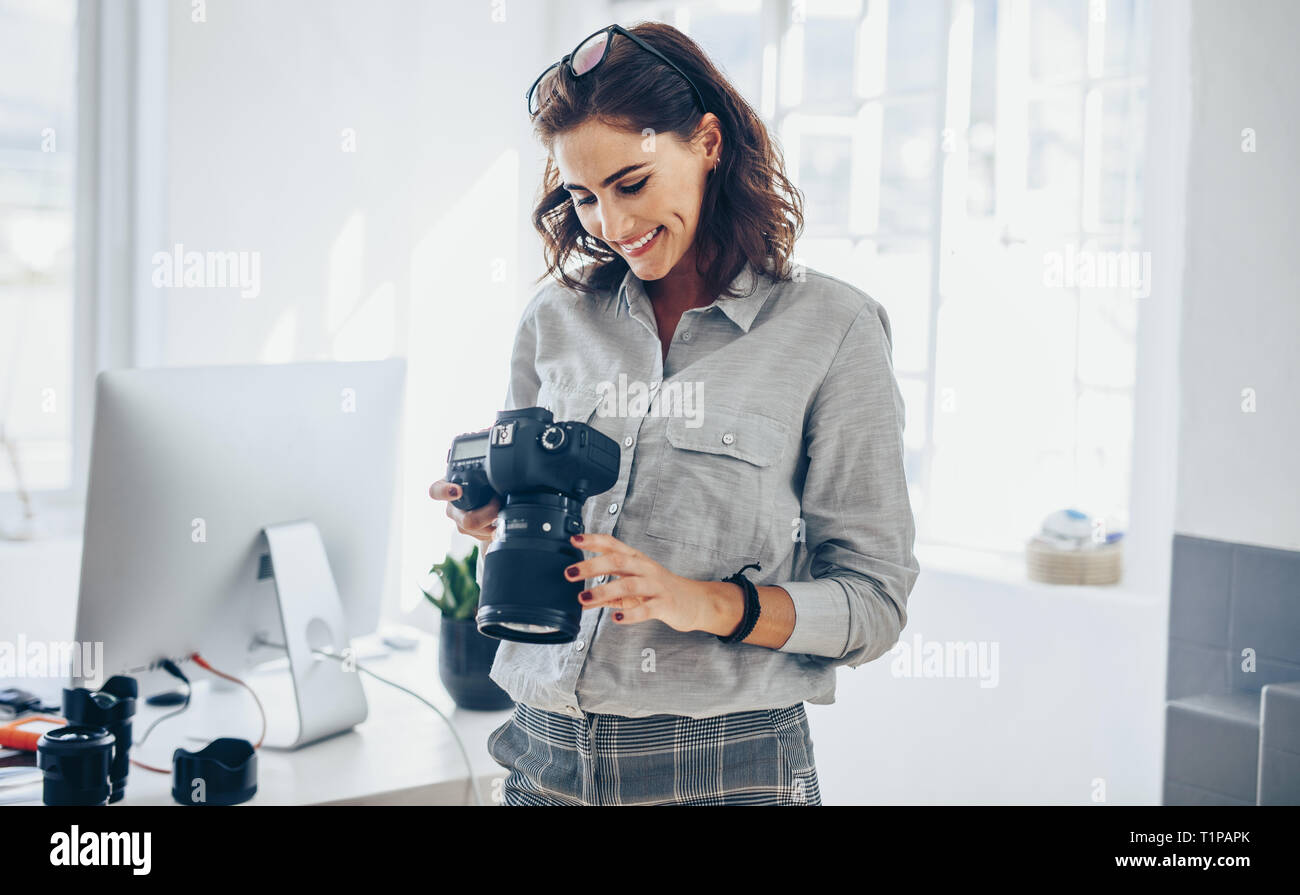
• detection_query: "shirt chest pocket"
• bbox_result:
[644,405,789,561]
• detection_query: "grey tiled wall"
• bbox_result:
[1259,682,1300,804]
[1164,534,1300,804]
[1167,535,1300,700]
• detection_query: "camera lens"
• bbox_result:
[477,492,586,643]
[62,675,136,803]
[37,725,116,807]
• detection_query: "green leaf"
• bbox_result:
[467,543,479,586]
[424,545,482,619]
[451,555,480,619]
[420,584,453,616]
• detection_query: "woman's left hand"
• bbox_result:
[564,532,709,632]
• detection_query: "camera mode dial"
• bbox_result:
[538,424,566,452]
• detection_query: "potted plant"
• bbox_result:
[422,543,514,711]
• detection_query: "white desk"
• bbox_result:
[4,630,514,806]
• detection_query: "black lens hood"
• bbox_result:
[172,737,257,806]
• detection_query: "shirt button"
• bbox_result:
[681,331,692,342]
[608,502,619,514]
[565,705,578,715]
[575,639,585,651]
[722,432,735,445]
[623,435,634,448]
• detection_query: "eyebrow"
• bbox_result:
[562,163,649,192]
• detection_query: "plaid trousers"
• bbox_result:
[486,701,822,806]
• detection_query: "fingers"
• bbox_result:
[570,532,639,555]
[580,577,649,611]
[608,601,649,624]
[460,498,500,532]
[460,518,499,544]
[567,553,651,583]
[567,534,661,625]
[428,479,459,501]
[430,479,500,542]
[566,533,650,581]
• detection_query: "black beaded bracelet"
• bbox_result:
[717,561,762,643]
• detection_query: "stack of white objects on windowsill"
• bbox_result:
[1025,508,1124,586]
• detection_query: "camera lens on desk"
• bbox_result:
[37,725,116,806]
[63,675,137,803]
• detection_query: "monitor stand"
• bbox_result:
[260,520,368,748]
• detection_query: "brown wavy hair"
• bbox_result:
[529,21,804,299]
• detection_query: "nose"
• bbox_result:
[599,202,636,245]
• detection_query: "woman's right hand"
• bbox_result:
[429,479,501,544]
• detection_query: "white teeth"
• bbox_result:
[620,226,660,251]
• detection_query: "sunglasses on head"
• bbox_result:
[526,24,710,119]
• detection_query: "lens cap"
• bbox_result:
[172,737,257,806]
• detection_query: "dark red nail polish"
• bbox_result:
[579,591,592,602]
[572,534,584,543]
[614,612,624,621]
[565,566,579,578]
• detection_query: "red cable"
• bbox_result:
[129,652,269,774]
[191,653,268,749]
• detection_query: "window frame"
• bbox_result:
[0,0,168,534]
[614,0,1166,576]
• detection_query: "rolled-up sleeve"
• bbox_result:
[775,301,920,667]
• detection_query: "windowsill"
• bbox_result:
[915,542,1026,583]
[914,540,1165,605]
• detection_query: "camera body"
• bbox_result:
[446,406,619,643]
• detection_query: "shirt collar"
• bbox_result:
[614,257,777,334]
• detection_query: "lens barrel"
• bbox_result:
[477,492,586,643]
[37,725,116,806]
[63,675,137,803]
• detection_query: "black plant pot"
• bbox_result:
[438,617,514,711]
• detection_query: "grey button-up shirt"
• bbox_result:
[484,258,919,719]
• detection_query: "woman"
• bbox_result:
[430,21,919,806]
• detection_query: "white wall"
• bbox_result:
[808,565,1167,804]
[1172,0,1300,552]
[158,0,560,623]
[810,0,1300,805]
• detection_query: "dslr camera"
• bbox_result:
[446,407,619,643]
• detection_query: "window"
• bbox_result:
[616,0,1151,556]
[0,0,79,501]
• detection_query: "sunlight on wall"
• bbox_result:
[258,306,298,363]
[328,211,365,334]
[332,280,396,360]
[399,148,521,614]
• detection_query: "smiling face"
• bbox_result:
[553,116,721,282]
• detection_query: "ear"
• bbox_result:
[692,113,723,166]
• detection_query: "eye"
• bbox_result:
[572,176,650,209]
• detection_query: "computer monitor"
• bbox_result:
[73,359,406,747]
